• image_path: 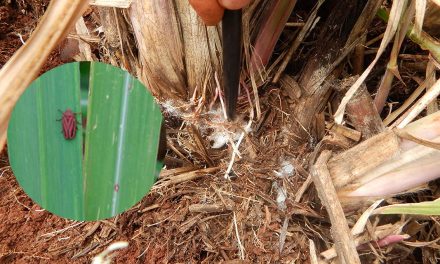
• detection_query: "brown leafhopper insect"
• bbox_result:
[58,108,79,140]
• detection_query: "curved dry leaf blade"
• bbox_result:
[334,0,408,123]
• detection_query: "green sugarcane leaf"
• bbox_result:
[375,198,440,215]
[8,62,163,221]
[83,62,163,220]
[8,62,84,220]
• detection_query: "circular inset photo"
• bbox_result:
[7,62,165,221]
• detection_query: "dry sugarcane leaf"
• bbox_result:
[414,0,427,37]
[395,130,440,150]
[374,2,414,112]
[75,16,93,61]
[90,0,132,8]
[397,78,440,128]
[424,0,440,36]
[334,0,408,124]
[311,150,361,264]
[383,78,429,125]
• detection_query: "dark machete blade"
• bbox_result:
[222,9,242,121]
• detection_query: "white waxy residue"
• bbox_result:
[274,160,295,178]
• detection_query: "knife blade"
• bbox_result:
[222,9,242,121]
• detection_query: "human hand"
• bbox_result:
[189,0,250,26]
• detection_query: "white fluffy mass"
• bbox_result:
[274,160,295,178]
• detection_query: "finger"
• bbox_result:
[189,0,225,26]
[218,0,251,10]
